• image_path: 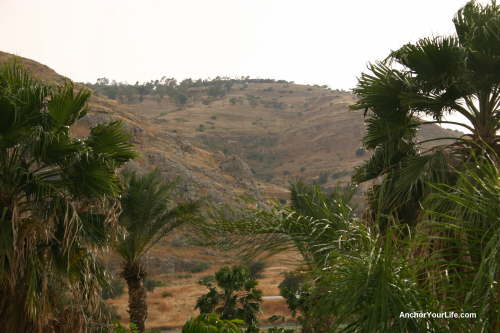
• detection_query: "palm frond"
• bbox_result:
[115,170,199,264]
[86,121,138,165]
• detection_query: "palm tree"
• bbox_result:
[114,170,199,333]
[202,183,363,332]
[195,265,262,332]
[203,182,359,271]
[0,62,136,331]
[350,0,499,228]
[348,3,499,328]
[419,152,499,332]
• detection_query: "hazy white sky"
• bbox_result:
[0,0,480,89]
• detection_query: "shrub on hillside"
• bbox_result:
[144,279,166,292]
[246,261,266,279]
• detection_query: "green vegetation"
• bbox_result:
[245,261,266,280]
[189,262,210,273]
[196,266,263,332]
[145,279,167,292]
[0,63,136,331]
[329,170,350,180]
[0,1,498,332]
[84,76,292,107]
[182,314,244,333]
[202,2,500,332]
[114,170,199,332]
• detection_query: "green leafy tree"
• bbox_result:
[196,266,262,332]
[0,63,136,331]
[114,170,199,332]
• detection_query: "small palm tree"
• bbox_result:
[114,170,199,332]
[195,265,262,332]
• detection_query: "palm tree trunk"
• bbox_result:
[122,262,147,333]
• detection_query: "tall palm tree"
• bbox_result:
[0,62,136,332]
[115,170,199,333]
[350,0,499,228]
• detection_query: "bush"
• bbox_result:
[278,272,308,318]
[207,85,227,98]
[246,261,266,279]
[198,275,216,286]
[330,170,350,180]
[188,262,210,273]
[258,173,275,182]
[161,291,173,298]
[145,279,166,292]
[247,151,264,162]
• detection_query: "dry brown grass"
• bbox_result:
[104,248,300,329]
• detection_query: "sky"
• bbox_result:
[0,0,480,90]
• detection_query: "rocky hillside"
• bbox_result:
[1,51,461,204]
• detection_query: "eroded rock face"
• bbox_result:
[220,155,254,183]
[78,106,263,205]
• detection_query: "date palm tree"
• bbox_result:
[0,62,136,332]
[114,170,199,333]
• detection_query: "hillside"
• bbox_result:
[0,51,461,329]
